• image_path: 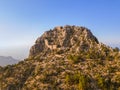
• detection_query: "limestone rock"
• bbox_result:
[29,25,99,57]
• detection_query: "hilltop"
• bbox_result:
[0,25,120,90]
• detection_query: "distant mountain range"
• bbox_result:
[0,56,19,66]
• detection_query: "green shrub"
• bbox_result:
[65,73,80,84]
[67,54,82,63]
[96,75,111,90]
[65,72,90,90]
[113,47,119,52]
[106,55,114,61]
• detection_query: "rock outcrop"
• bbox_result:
[29,25,99,57]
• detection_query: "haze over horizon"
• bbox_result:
[0,0,120,60]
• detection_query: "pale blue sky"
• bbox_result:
[0,0,120,59]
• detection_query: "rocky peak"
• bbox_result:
[1,25,120,90]
[29,25,99,57]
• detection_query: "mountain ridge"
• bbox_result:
[0,56,18,66]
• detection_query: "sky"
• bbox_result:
[0,0,120,60]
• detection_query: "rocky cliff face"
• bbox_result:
[0,25,120,90]
[29,25,99,57]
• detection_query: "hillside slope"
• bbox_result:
[0,25,120,90]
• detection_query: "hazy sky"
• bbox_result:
[0,0,120,59]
